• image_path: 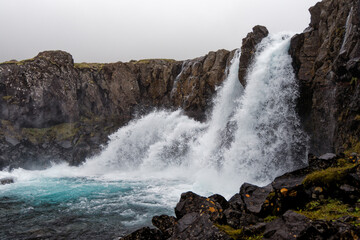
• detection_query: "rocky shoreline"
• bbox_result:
[122,153,360,240]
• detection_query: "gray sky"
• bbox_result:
[0,0,319,63]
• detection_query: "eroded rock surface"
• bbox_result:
[0,49,233,169]
[289,0,360,155]
[238,25,269,86]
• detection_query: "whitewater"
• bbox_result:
[0,33,308,239]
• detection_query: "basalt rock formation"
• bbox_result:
[122,153,360,240]
[238,25,269,87]
[0,49,234,169]
[289,0,360,156]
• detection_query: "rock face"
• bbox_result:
[238,25,269,86]
[0,49,233,169]
[289,0,360,156]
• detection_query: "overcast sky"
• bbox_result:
[0,0,319,63]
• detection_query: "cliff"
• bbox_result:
[289,0,360,156]
[0,49,234,169]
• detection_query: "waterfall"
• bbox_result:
[70,32,308,194]
[1,33,308,197]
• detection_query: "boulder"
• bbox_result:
[0,177,14,185]
[170,213,231,240]
[228,193,245,211]
[174,191,225,223]
[263,210,311,239]
[152,215,176,238]
[240,183,273,215]
[121,227,164,240]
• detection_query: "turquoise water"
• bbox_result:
[0,177,185,239]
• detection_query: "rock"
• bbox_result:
[263,168,310,215]
[228,193,244,211]
[240,182,273,215]
[121,227,164,240]
[174,191,225,223]
[295,219,360,239]
[238,25,269,86]
[4,136,19,146]
[289,0,360,156]
[0,177,14,185]
[209,194,229,210]
[170,213,231,240]
[223,209,242,229]
[152,215,176,238]
[59,140,72,149]
[263,210,311,239]
[243,222,267,236]
[319,153,337,160]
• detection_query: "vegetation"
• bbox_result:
[264,215,277,222]
[215,225,263,240]
[343,136,360,155]
[130,58,176,64]
[216,225,243,239]
[303,163,357,188]
[297,199,360,221]
[2,96,12,101]
[74,62,105,70]
[22,123,79,144]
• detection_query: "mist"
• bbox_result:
[0,0,319,63]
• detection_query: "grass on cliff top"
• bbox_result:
[0,58,35,66]
[74,63,105,70]
[297,199,360,221]
[130,58,176,64]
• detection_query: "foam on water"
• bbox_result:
[0,33,308,238]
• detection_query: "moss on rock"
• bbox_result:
[297,199,360,221]
[303,163,357,188]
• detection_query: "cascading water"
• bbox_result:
[0,33,308,239]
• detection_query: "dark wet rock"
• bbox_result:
[223,209,242,229]
[240,182,273,215]
[121,227,164,240]
[263,210,311,239]
[152,215,176,238]
[209,194,229,210]
[0,177,14,185]
[289,0,360,156]
[170,212,231,240]
[296,219,360,240]
[174,191,225,223]
[228,193,245,212]
[262,211,360,239]
[308,154,338,170]
[256,167,311,216]
[243,222,267,236]
[238,25,269,86]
